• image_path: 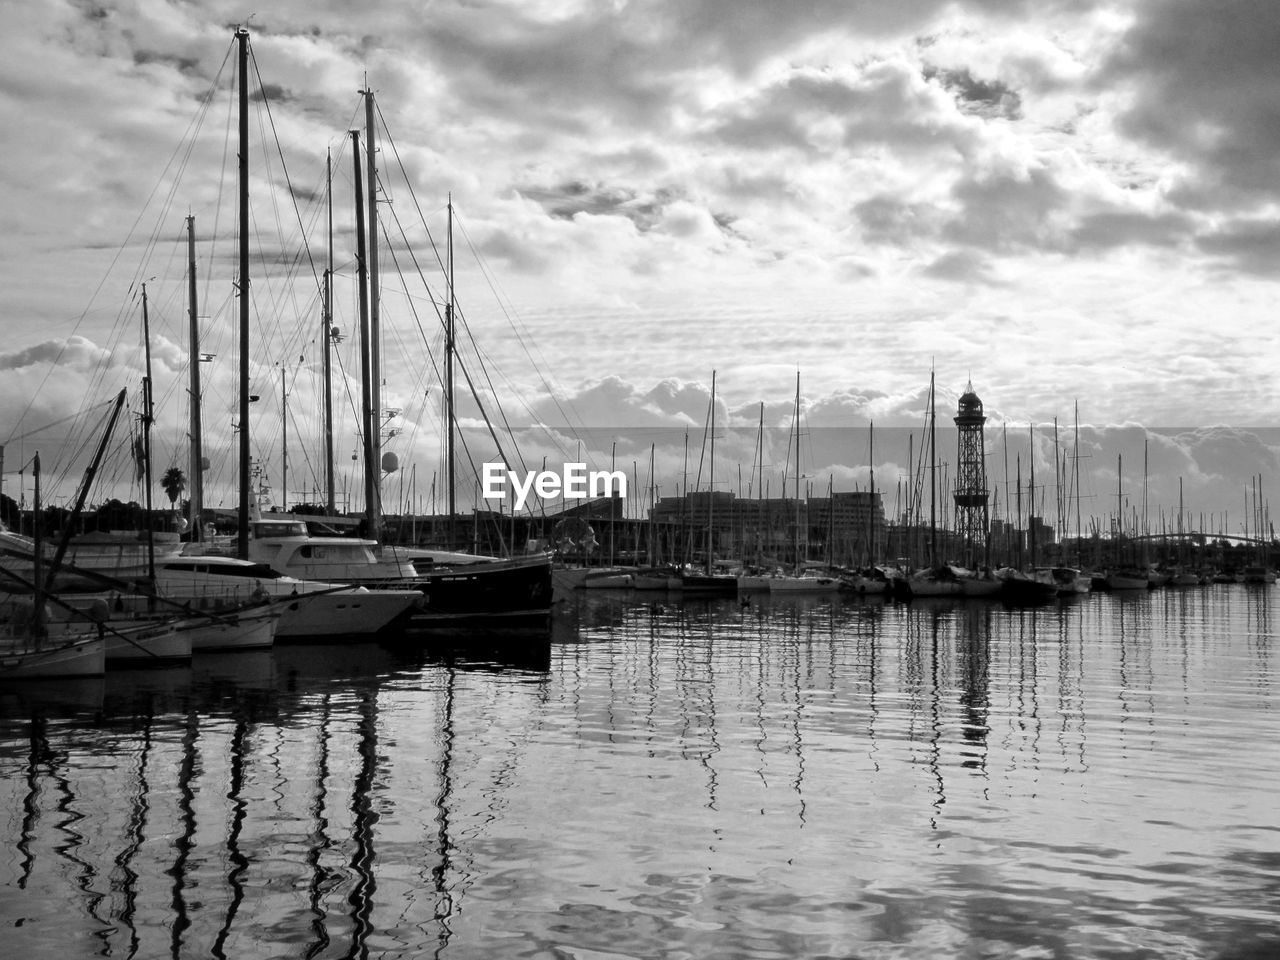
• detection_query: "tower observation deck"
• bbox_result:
[953,383,989,562]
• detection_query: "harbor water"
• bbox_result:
[2,586,1277,959]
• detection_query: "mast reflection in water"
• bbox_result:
[2,588,1279,959]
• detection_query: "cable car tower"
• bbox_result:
[953,382,990,565]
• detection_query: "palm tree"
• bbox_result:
[160,465,187,512]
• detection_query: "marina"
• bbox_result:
[2,585,1277,958]
[3,9,1280,960]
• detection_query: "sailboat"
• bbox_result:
[768,374,838,594]
[633,444,681,590]
[736,403,776,592]
[996,425,1059,604]
[0,454,107,679]
[841,420,888,595]
[326,99,553,626]
[676,371,737,595]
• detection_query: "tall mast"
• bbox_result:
[868,420,876,564]
[31,453,43,643]
[280,366,288,512]
[364,88,382,541]
[186,215,204,541]
[446,198,456,547]
[648,443,656,564]
[928,370,937,566]
[706,369,717,575]
[793,371,801,570]
[141,283,156,585]
[350,129,377,537]
[1028,422,1036,569]
[236,26,250,560]
[323,149,335,513]
[1073,401,1082,552]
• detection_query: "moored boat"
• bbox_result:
[996,567,1059,604]
[767,572,840,593]
[1105,569,1149,591]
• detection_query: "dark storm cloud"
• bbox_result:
[1100,0,1280,209]
[924,66,1023,119]
[942,167,1068,252]
[521,182,684,230]
[1070,210,1195,251]
[1196,218,1280,275]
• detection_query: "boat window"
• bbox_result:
[253,522,307,537]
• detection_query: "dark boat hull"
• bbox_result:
[676,573,739,596]
[387,554,554,628]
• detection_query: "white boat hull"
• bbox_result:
[106,623,191,663]
[182,610,277,651]
[273,591,421,639]
[1,635,106,679]
[582,572,635,589]
[769,576,840,593]
[1106,572,1149,590]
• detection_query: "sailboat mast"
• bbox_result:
[868,421,876,564]
[323,149,335,514]
[706,369,716,576]
[350,129,377,538]
[1028,422,1036,569]
[186,215,204,541]
[794,371,801,570]
[364,89,382,541]
[141,283,156,584]
[32,453,43,642]
[446,198,456,547]
[236,26,250,560]
[1073,401,1082,553]
[931,368,942,563]
[280,366,288,512]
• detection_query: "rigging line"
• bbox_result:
[450,209,594,461]
[451,350,514,490]
[381,203,446,407]
[249,48,324,295]
[78,50,234,435]
[374,103,448,280]
[6,43,235,452]
[448,215,583,471]
[378,245,441,451]
[1,397,121,448]
[378,118,577,486]
[450,299,531,475]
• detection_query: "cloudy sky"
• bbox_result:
[2,0,1278,533]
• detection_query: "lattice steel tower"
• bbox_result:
[953,382,989,563]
